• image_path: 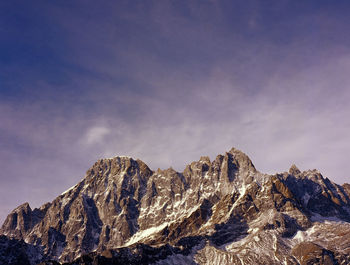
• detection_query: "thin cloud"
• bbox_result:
[83,126,111,145]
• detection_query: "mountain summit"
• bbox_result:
[1,148,350,265]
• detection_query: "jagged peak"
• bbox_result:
[2,147,350,264]
[183,147,256,179]
[289,164,301,175]
[199,156,211,164]
[227,147,256,172]
[13,202,31,213]
[86,155,151,175]
[1,202,33,235]
[94,155,138,165]
[228,147,244,154]
[158,167,178,175]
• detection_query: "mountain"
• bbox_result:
[1,147,350,265]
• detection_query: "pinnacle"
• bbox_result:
[289,164,301,175]
[14,202,31,212]
[199,156,211,164]
[228,147,256,172]
[228,147,244,155]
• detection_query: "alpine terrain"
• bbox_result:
[1,147,350,265]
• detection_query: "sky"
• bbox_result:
[1,0,350,224]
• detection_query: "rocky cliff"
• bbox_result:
[1,147,350,265]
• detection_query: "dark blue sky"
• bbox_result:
[1,0,350,223]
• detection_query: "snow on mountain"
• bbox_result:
[1,147,350,265]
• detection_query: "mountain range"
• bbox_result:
[1,147,350,265]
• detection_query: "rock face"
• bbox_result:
[1,147,350,265]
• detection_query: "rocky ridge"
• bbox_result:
[1,147,350,265]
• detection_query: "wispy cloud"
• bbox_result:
[83,126,111,145]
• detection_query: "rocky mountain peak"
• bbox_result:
[199,156,211,164]
[1,202,32,234]
[289,164,301,175]
[86,156,152,179]
[0,201,50,240]
[223,147,257,181]
[228,147,256,172]
[1,147,350,265]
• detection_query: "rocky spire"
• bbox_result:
[228,147,256,173]
[289,164,301,175]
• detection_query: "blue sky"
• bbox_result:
[1,0,350,223]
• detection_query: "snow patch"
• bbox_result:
[124,222,168,246]
[238,183,247,199]
[61,184,76,196]
[293,230,305,242]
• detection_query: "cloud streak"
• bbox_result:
[83,126,111,145]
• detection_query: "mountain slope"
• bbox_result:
[1,147,350,265]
